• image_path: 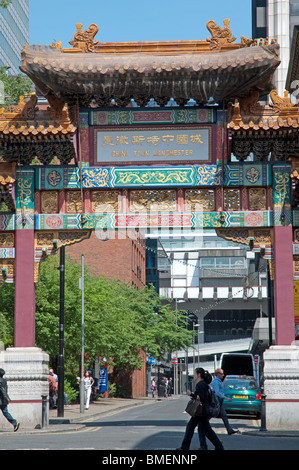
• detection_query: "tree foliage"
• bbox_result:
[0,253,192,374]
[0,282,14,348]
[33,254,192,374]
[0,1,12,8]
[0,66,33,105]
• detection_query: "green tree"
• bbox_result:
[0,66,33,105]
[0,253,193,375]
[0,282,14,347]
[34,253,192,374]
[0,1,12,8]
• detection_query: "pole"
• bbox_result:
[260,385,267,432]
[80,255,85,413]
[267,261,273,346]
[57,245,65,417]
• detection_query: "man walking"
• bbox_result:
[0,368,20,431]
[211,368,238,435]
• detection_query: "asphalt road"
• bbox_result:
[1,397,298,453]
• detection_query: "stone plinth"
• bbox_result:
[263,344,299,430]
[0,347,49,430]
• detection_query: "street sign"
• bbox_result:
[98,367,108,393]
[147,357,155,365]
[171,358,178,365]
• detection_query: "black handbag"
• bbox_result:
[185,398,202,417]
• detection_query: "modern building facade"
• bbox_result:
[252,0,299,94]
[0,0,29,74]
[146,229,270,373]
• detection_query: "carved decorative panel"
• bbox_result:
[92,190,120,212]
[185,189,214,211]
[36,232,55,248]
[224,189,240,210]
[67,191,83,213]
[0,233,14,247]
[294,257,299,276]
[41,191,58,213]
[130,190,176,212]
[249,188,267,210]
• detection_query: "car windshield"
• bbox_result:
[224,379,258,391]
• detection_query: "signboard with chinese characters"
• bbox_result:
[95,127,211,164]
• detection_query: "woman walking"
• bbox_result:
[151,378,156,398]
[178,367,224,450]
[84,371,94,410]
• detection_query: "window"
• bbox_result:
[256,7,266,28]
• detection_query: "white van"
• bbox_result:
[218,353,260,386]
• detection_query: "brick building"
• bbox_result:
[67,230,147,397]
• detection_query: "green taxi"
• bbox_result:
[223,375,261,419]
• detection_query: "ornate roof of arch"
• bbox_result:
[19,19,280,108]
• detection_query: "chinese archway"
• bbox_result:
[0,19,298,429]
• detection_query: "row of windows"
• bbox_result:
[200,257,246,269]
[0,0,29,73]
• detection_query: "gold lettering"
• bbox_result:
[102,136,114,146]
[147,135,160,146]
[112,151,128,157]
[176,134,188,145]
[134,151,149,157]
[190,134,204,144]
[162,135,174,145]
[132,135,145,145]
[116,135,129,145]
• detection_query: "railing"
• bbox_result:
[159,285,267,300]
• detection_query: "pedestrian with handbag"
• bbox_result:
[178,367,224,450]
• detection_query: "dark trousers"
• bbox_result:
[181,415,224,450]
[219,401,234,433]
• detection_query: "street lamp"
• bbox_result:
[194,323,204,368]
[174,298,185,395]
[57,246,65,418]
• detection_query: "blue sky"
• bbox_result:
[29,0,252,46]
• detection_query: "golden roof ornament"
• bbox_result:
[269,90,297,114]
[69,23,99,52]
[206,18,236,50]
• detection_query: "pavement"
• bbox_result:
[1,396,299,438]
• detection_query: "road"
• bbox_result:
[0,397,298,452]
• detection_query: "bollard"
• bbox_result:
[259,386,267,432]
[41,394,48,428]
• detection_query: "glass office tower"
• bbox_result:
[0,0,29,75]
[252,0,299,94]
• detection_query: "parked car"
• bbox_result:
[223,375,261,419]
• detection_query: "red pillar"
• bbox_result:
[14,230,35,347]
[274,225,295,345]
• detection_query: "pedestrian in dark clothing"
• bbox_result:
[0,368,19,431]
[178,367,224,450]
[167,378,173,396]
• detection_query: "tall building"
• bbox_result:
[252,0,299,94]
[146,229,270,374]
[0,0,29,74]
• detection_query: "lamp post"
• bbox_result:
[174,298,185,395]
[57,245,65,418]
[79,255,85,413]
[194,323,204,368]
